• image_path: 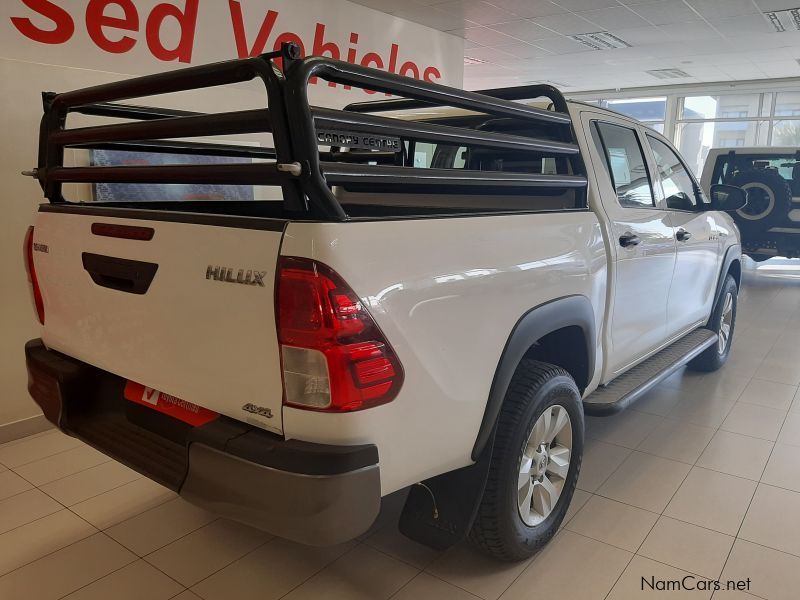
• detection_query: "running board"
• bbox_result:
[584,328,717,416]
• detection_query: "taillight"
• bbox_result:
[23,226,45,324]
[277,257,403,412]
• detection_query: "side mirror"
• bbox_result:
[710,184,747,212]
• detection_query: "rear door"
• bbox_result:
[33,207,286,434]
[585,116,677,379]
[644,134,721,335]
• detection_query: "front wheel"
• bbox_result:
[688,274,738,372]
[470,360,584,561]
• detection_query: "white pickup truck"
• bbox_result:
[23,45,746,561]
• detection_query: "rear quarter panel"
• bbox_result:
[280,212,607,494]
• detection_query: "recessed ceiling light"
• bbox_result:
[645,68,691,80]
[570,32,631,50]
[764,8,800,32]
[464,56,489,65]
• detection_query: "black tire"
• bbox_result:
[731,170,792,238]
[470,360,583,561]
[688,274,738,372]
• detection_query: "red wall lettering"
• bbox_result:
[145,0,198,63]
[9,0,448,88]
[86,0,138,54]
[229,1,276,58]
[11,0,75,45]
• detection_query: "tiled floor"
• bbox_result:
[3,257,800,599]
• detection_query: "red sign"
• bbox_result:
[124,380,218,426]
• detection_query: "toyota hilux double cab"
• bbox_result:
[22,44,745,561]
[701,147,799,261]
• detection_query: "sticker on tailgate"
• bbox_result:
[123,381,218,426]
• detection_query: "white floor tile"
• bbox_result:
[14,444,110,486]
[281,544,418,600]
[740,484,800,556]
[0,488,62,535]
[577,438,631,493]
[147,519,269,588]
[636,417,715,464]
[607,555,712,599]
[565,495,657,552]
[720,402,787,441]
[191,534,353,600]
[0,533,135,600]
[500,530,631,600]
[696,430,773,481]
[777,412,800,446]
[737,378,797,411]
[721,538,800,600]
[0,470,33,501]
[0,509,96,576]
[0,430,82,468]
[106,497,215,555]
[596,451,690,513]
[39,460,142,506]
[664,467,756,535]
[638,516,734,579]
[426,542,531,600]
[61,559,184,600]
[392,573,481,600]
[761,443,800,493]
[70,478,176,529]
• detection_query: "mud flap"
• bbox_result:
[399,432,494,550]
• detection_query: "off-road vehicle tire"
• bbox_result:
[732,169,792,238]
[688,274,738,372]
[470,360,583,561]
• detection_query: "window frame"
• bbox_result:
[644,132,706,214]
[592,120,658,211]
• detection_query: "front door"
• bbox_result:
[586,117,677,379]
[645,134,722,336]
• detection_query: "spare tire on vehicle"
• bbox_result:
[730,169,793,238]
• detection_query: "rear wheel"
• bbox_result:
[688,274,738,372]
[470,360,583,561]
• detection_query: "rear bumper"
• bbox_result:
[24,339,380,545]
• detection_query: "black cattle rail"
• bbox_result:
[34,42,588,221]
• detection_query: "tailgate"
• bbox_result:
[33,208,286,434]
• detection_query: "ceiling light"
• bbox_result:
[764,8,800,32]
[570,32,631,50]
[464,56,489,65]
[645,68,691,80]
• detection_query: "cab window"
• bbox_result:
[647,135,699,211]
[592,122,655,208]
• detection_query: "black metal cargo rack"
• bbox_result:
[33,42,587,221]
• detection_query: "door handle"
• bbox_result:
[619,232,641,248]
[676,229,692,242]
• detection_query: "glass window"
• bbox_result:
[776,92,800,118]
[681,94,762,120]
[593,122,654,208]
[676,121,768,176]
[772,120,800,147]
[647,135,698,210]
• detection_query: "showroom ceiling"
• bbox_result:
[351,0,800,92]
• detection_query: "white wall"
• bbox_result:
[0,0,463,429]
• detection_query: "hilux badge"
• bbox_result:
[206,266,267,287]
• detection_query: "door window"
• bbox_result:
[647,135,699,211]
[592,122,655,208]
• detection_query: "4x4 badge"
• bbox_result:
[242,403,273,418]
[206,266,266,287]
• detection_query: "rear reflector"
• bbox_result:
[124,381,218,426]
[91,223,155,241]
[23,226,45,324]
[277,257,403,412]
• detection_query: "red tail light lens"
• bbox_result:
[277,257,403,412]
[24,226,45,324]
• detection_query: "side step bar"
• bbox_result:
[584,328,717,416]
